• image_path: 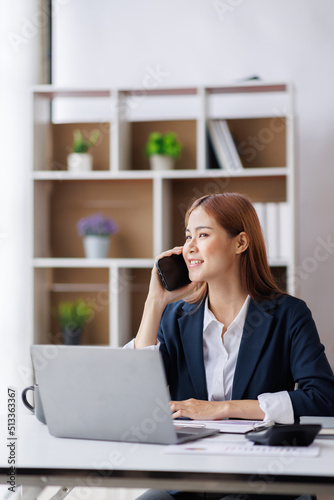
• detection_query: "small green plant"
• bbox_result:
[145,132,182,159]
[55,299,93,331]
[72,129,100,153]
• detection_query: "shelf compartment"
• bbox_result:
[207,118,286,170]
[169,176,287,249]
[34,179,153,259]
[34,267,111,346]
[207,84,291,120]
[117,267,151,346]
[227,118,286,169]
[123,89,199,122]
[52,270,110,346]
[51,122,110,172]
[33,90,112,171]
[130,120,197,171]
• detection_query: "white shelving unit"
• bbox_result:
[30,82,296,347]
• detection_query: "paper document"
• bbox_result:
[165,438,320,457]
[175,419,274,434]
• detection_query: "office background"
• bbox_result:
[1,0,334,412]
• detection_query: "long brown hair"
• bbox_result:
[184,192,284,303]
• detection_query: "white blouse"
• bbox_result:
[202,296,293,423]
[125,296,294,424]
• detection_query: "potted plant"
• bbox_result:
[145,131,182,170]
[77,212,119,258]
[55,299,93,345]
[67,128,100,172]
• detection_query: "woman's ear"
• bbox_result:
[235,232,249,254]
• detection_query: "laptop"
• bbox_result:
[30,345,219,445]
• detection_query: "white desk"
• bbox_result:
[1,415,334,497]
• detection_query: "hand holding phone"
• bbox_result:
[156,253,191,291]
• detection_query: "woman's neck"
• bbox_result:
[207,282,248,327]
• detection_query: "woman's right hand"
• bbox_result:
[134,247,198,349]
[148,246,197,308]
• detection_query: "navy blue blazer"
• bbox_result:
[157,294,334,420]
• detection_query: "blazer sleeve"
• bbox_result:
[156,301,207,401]
[157,305,172,377]
[287,299,334,418]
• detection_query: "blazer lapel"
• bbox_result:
[178,302,208,400]
[232,299,276,400]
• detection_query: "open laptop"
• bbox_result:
[30,345,219,445]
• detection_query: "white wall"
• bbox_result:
[0,1,43,416]
[0,4,43,500]
[53,0,334,366]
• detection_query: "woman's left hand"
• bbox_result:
[170,398,265,421]
[170,398,225,420]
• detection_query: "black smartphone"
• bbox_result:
[156,253,191,291]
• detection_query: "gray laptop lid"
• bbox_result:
[30,345,217,445]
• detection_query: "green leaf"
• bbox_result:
[145,131,182,159]
[54,299,93,329]
[72,129,100,153]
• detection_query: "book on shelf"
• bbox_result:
[278,202,291,261]
[253,202,292,261]
[218,120,244,171]
[207,119,243,171]
[266,203,280,260]
[253,202,266,236]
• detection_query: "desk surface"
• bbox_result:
[1,415,334,496]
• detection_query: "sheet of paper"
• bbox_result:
[174,419,273,434]
[165,440,320,457]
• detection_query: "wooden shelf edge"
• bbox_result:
[268,259,290,267]
[31,82,290,97]
[33,258,154,268]
[32,167,290,181]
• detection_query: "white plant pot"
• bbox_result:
[83,235,111,258]
[67,153,93,172]
[149,154,174,171]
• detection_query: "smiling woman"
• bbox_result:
[125,192,334,500]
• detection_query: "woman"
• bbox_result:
[129,192,334,500]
